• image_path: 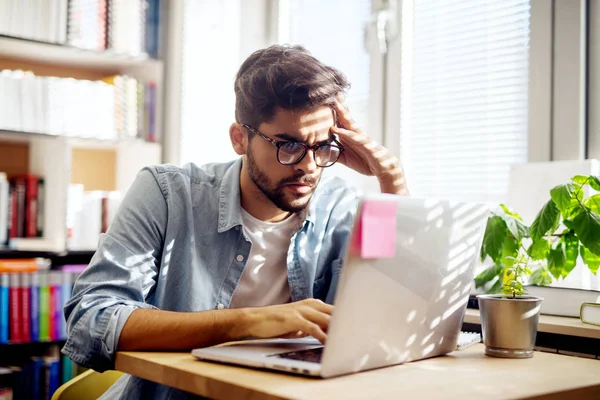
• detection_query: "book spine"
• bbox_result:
[60,271,71,340]
[36,178,45,237]
[19,273,31,343]
[0,173,8,245]
[14,178,26,238]
[30,272,40,342]
[51,272,62,341]
[9,273,21,342]
[25,176,38,238]
[48,275,57,341]
[8,182,17,239]
[39,272,49,342]
[0,274,8,343]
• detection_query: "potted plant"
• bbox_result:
[476,174,600,358]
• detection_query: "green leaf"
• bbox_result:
[547,247,566,279]
[571,175,589,185]
[530,200,560,241]
[590,176,600,191]
[481,216,508,263]
[581,244,600,275]
[584,194,600,214]
[563,219,575,230]
[503,216,528,242]
[562,234,579,278]
[527,238,551,261]
[474,264,504,288]
[529,267,553,286]
[550,184,576,213]
[572,210,600,256]
[500,204,523,221]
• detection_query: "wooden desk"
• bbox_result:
[115,344,600,400]
[464,309,600,339]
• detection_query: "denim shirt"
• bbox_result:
[62,158,358,399]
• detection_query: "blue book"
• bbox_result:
[0,274,8,343]
[31,357,43,400]
[30,272,40,342]
[60,271,72,340]
[48,359,60,398]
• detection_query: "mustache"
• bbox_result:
[280,175,318,186]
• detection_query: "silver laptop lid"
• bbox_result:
[320,194,489,378]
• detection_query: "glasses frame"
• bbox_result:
[242,124,345,168]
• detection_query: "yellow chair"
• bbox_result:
[51,370,124,400]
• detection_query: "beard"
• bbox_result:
[246,147,320,213]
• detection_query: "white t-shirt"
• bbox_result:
[228,209,300,308]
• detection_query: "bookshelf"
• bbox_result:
[1,1,166,397]
[0,35,161,70]
[0,35,164,253]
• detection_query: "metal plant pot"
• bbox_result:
[477,294,543,358]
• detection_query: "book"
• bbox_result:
[30,272,40,342]
[19,273,31,343]
[0,173,8,245]
[0,274,8,344]
[580,302,600,327]
[525,285,600,317]
[38,272,50,342]
[8,274,21,343]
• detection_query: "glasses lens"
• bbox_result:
[315,145,341,167]
[278,142,306,164]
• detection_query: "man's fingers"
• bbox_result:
[301,308,331,332]
[302,298,334,315]
[331,126,373,150]
[300,320,327,344]
[334,99,361,133]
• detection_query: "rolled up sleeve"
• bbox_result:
[62,167,168,372]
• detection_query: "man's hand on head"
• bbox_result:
[332,95,409,195]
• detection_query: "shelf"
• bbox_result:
[464,308,600,339]
[0,129,160,149]
[0,249,95,267]
[0,340,66,346]
[0,129,58,143]
[0,35,162,71]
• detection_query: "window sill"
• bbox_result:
[464,309,600,339]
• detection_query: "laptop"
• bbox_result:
[192,194,490,378]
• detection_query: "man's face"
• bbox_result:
[245,105,335,213]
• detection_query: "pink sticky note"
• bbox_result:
[352,199,397,259]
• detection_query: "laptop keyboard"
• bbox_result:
[271,347,324,363]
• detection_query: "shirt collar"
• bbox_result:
[217,158,315,233]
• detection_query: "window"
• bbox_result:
[398,0,531,202]
[278,0,372,131]
[277,0,375,187]
[179,0,241,166]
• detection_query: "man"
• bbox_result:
[63,44,408,398]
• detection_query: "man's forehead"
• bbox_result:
[269,106,335,136]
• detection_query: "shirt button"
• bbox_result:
[236,255,244,262]
[217,303,225,310]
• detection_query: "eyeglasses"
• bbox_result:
[242,124,344,168]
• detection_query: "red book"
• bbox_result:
[9,273,22,342]
[12,177,26,238]
[20,175,39,238]
[20,273,31,342]
[8,183,18,239]
[49,283,57,341]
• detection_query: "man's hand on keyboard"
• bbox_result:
[238,299,333,344]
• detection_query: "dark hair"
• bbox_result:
[234,44,350,128]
